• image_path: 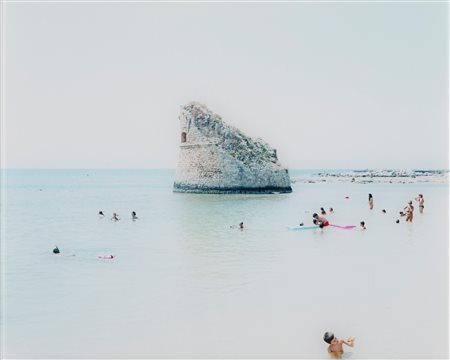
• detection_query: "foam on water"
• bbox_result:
[1,169,448,358]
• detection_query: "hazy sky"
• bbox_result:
[3,1,448,169]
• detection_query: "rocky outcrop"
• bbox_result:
[173,102,292,194]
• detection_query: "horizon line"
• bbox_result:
[1,167,448,171]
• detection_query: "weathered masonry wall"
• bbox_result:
[173,102,292,194]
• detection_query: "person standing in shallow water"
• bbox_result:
[404,201,414,222]
[368,193,374,210]
[415,194,425,213]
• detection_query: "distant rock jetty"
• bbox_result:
[173,102,292,194]
[292,169,449,184]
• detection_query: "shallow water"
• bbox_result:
[1,169,448,358]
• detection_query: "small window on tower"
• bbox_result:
[181,132,187,143]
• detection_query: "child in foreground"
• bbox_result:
[323,332,355,358]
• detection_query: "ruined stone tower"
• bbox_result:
[173,102,292,194]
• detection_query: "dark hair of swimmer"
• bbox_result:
[323,331,335,344]
[99,211,104,215]
[53,246,60,254]
[396,219,400,223]
[360,221,365,226]
[132,211,136,216]
[312,213,318,218]
[382,209,386,213]
[369,193,373,199]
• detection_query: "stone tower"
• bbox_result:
[173,102,292,194]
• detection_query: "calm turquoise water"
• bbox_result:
[1,169,448,358]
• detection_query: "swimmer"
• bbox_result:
[98,211,105,218]
[111,213,120,221]
[396,219,400,224]
[313,213,329,228]
[98,255,114,259]
[53,246,60,254]
[329,207,334,213]
[415,194,424,214]
[323,332,355,359]
[230,222,244,230]
[368,193,373,210]
[360,221,366,230]
[320,207,327,215]
[299,222,304,227]
[131,211,138,220]
[382,209,386,214]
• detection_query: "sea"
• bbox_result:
[1,169,448,359]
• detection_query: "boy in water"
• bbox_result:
[360,221,366,230]
[313,213,329,228]
[323,332,355,359]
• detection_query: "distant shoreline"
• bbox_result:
[291,169,449,184]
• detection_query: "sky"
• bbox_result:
[3,1,449,169]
